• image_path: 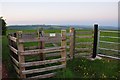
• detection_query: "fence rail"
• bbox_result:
[8,25,120,79]
[98,30,120,58]
[8,30,67,79]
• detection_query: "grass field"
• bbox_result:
[2,29,120,79]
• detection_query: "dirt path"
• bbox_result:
[0,62,9,80]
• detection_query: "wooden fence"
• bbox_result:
[8,24,100,79]
[8,30,67,79]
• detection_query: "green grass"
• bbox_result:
[2,29,120,79]
[56,57,120,79]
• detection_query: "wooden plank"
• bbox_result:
[19,38,39,43]
[27,72,56,79]
[76,42,93,46]
[20,49,40,55]
[16,31,26,78]
[43,47,65,53]
[69,28,75,59]
[24,46,39,50]
[9,36,17,42]
[12,63,20,74]
[76,31,93,35]
[61,30,67,66]
[37,30,45,61]
[75,48,92,52]
[76,36,93,38]
[19,37,62,43]
[20,57,65,67]
[22,64,65,74]
[21,47,65,56]
[46,53,61,57]
[10,55,19,67]
[74,53,92,57]
[9,45,18,55]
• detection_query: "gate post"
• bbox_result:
[16,31,26,78]
[69,28,75,59]
[92,24,99,58]
[61,30,66,67]
[37,28,45,61]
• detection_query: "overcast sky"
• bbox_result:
[0,0,119,27]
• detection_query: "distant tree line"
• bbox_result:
[0,17,7,35]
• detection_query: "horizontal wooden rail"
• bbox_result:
[22,64,65,74]
[76,31,93,35]
[10,55,19,67]
[20,57,66,67]
[74,53,92,57]
[9,45,18,55]
[20,47,65,56]
[9,36,17,42]
[24,46,39,50]
[13,63,20,74]
[76,36,93,38]
[46,53,61,57]
[18,37,64,43]
[66,33,73,36]
[75,48,92,52]
[27,72,56,79]
[76,42,93,46]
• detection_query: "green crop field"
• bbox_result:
[2,29,120,79]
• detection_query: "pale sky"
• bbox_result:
[0,0,119,26]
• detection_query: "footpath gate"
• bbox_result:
[98,30,120,59]
[69,24,98,59]
[8,30,66,79]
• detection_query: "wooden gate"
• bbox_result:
[69,27,96,58]
[8,30,66,79]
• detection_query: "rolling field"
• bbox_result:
[2,29,120,79]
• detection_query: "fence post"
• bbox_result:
[37,29,45,61]
[61,30,66,66]
[69,27,75,59]
[16,31,26,78]
[92,24,99,58]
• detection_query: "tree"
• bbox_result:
[0,17,7,35]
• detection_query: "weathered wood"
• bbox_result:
[27,72,56,79]
[19,37,62,43]
[22,64,65,74]
[9,45,18,55]
[37,30,45,61]
[24,46,39,50]
[16,31,26,78]
[9,36,17,42]
[12,63,20,74]
[76,31,93,35]
[61,30,66,66]
[21,47,65,56]
[76,36,93,38]
[20,57,65,67]
[46,53,61,57]
[74,53,92,57]
[75,42,93,46]
[69,28,75,59]
[75,48,92,52]
[10,55,19,67]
